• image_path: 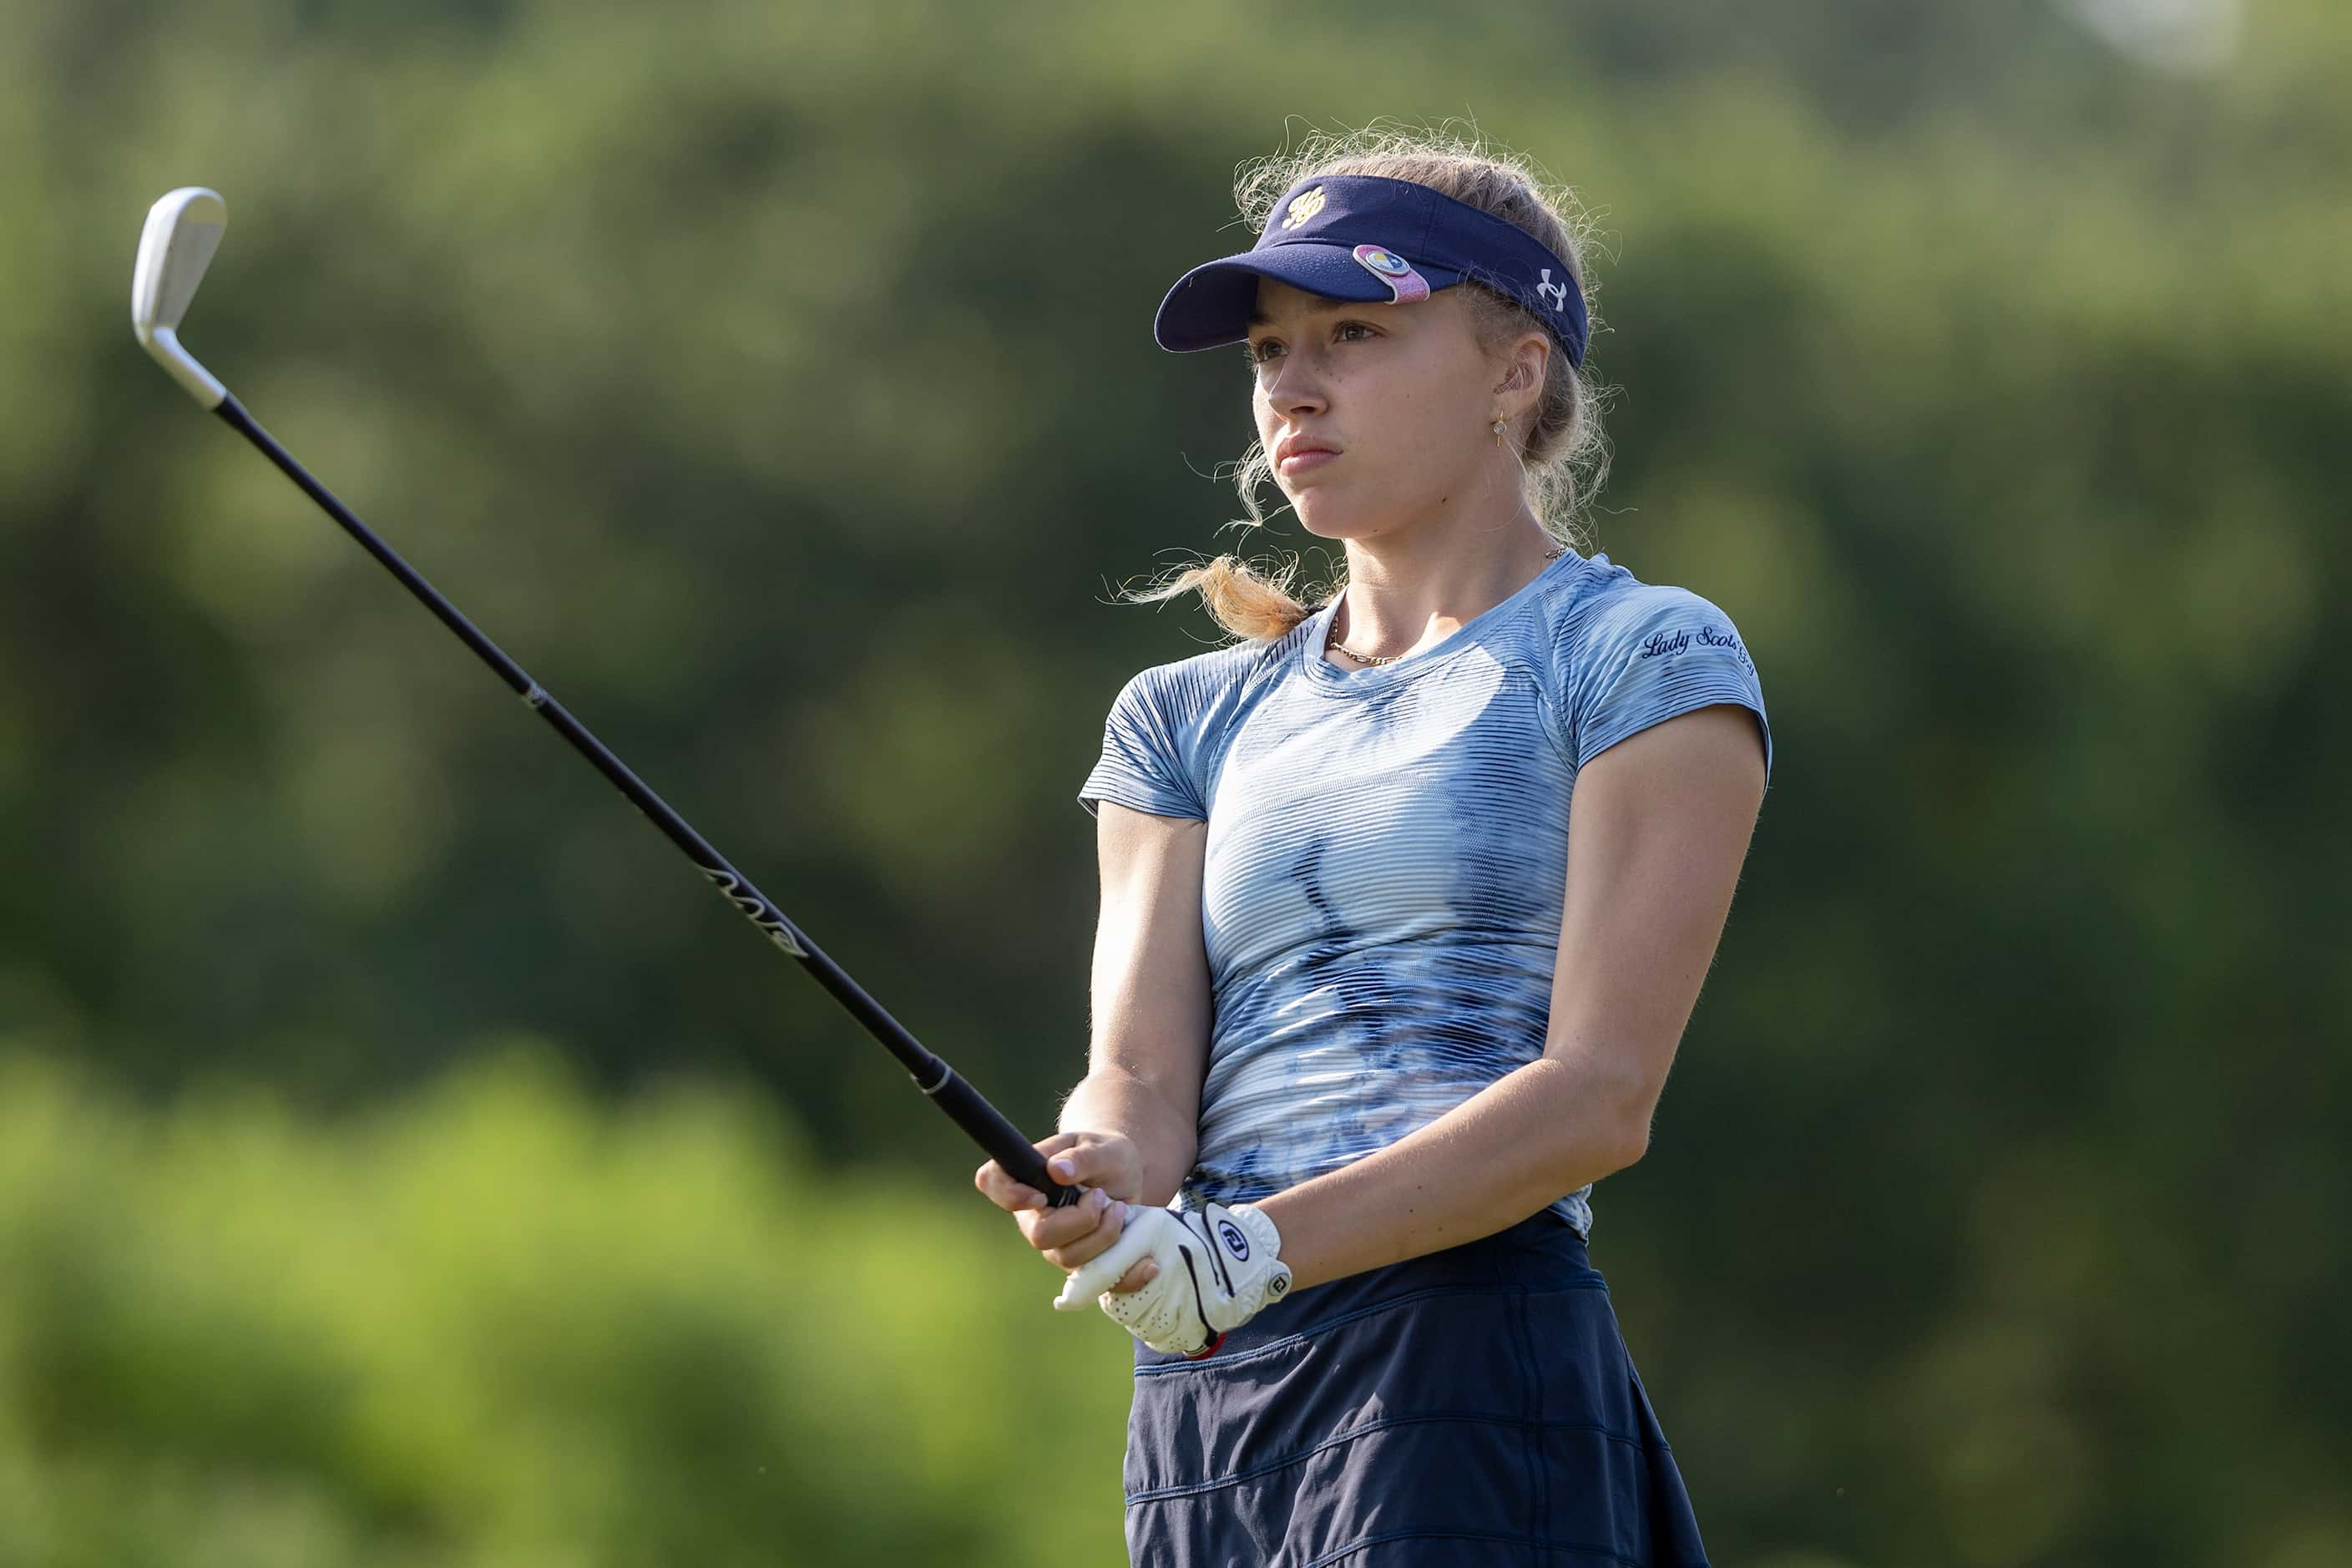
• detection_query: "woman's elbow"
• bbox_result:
[1603,1112,1652,1176]
[1561,1110,1649,1189]
[1530,1058,1657,1189]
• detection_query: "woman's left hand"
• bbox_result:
[1053,1201,1293,1358]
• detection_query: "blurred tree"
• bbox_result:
[0,0,2344,1560]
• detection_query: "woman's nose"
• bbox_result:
[1262,362,1327,419]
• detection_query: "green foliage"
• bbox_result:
[0,0,2346,1560]
[0,1047,1132,1565]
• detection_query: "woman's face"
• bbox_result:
[1246,276,1520,544]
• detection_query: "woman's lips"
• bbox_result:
[1277,449,1340,474]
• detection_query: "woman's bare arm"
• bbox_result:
[1256,702,1768,1289]
[1056,801,1211,1207]
[972,799,1211,1292]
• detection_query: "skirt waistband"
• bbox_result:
[1136,1207,1602,1373]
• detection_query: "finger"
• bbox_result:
[1021,1186,1111,1251]
[1040,1195,1123,1268]
[1029,1131,1083,1173]
[1041,1132,1120,1190]
[977,1134,1079,1181]
[1105,1257,1161,1295]
[1053,1211,1161,1311]
[977,1137,1081,1211]
[975,1164,1053,1213]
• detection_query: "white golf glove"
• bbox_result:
[1050,1200,1293,1358]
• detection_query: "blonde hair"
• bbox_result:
[1128,119,1614,643]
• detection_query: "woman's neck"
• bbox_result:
[1324,506,1560,665]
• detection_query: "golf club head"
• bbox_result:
[132,187,230,409]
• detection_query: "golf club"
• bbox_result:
[132,185,1082,1211]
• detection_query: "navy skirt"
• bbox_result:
[1123,1209,1710,1567]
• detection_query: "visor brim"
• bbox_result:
[1152,245,1464,352]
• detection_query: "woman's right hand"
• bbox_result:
[974,1130,1161,1296]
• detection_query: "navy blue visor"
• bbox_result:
[1153,173,1589,368]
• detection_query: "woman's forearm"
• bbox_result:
[1058,1067,1201,1207]
[1255,1055,1647,1291]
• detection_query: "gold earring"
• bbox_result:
[1492,417,1507,447]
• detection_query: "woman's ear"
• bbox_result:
[1494,330,1551,406]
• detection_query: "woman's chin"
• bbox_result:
[1290,498,1367,543]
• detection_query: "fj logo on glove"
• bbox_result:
[1218,1220,1250,1259]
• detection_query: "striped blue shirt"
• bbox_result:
[1079,549,1771,1237]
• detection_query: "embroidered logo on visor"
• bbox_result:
[1352,243,1431,304]
[1281,186,1328,230]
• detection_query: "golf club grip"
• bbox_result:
[920,1062,1088,1207]
[210,392,1082,1211]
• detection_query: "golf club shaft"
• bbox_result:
[212,391,1081,1210]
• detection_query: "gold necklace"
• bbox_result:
[1327,544,1567,667]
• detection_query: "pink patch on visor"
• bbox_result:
[1351,244,1431,303]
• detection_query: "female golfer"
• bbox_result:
[976,131,1770,1566]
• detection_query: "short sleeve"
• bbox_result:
[1077,668,1209,821]
[1568,586,1773,781]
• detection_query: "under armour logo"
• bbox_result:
[1535,269,1570,313]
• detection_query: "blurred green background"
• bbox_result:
[3,0,2346,1561]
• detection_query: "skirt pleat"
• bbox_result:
[1123,1210,1708,1567]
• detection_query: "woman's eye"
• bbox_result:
[1245,322,1372,368]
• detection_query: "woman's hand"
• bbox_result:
[974,1131,1162,1296]
[1051,1200,1292,1356]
